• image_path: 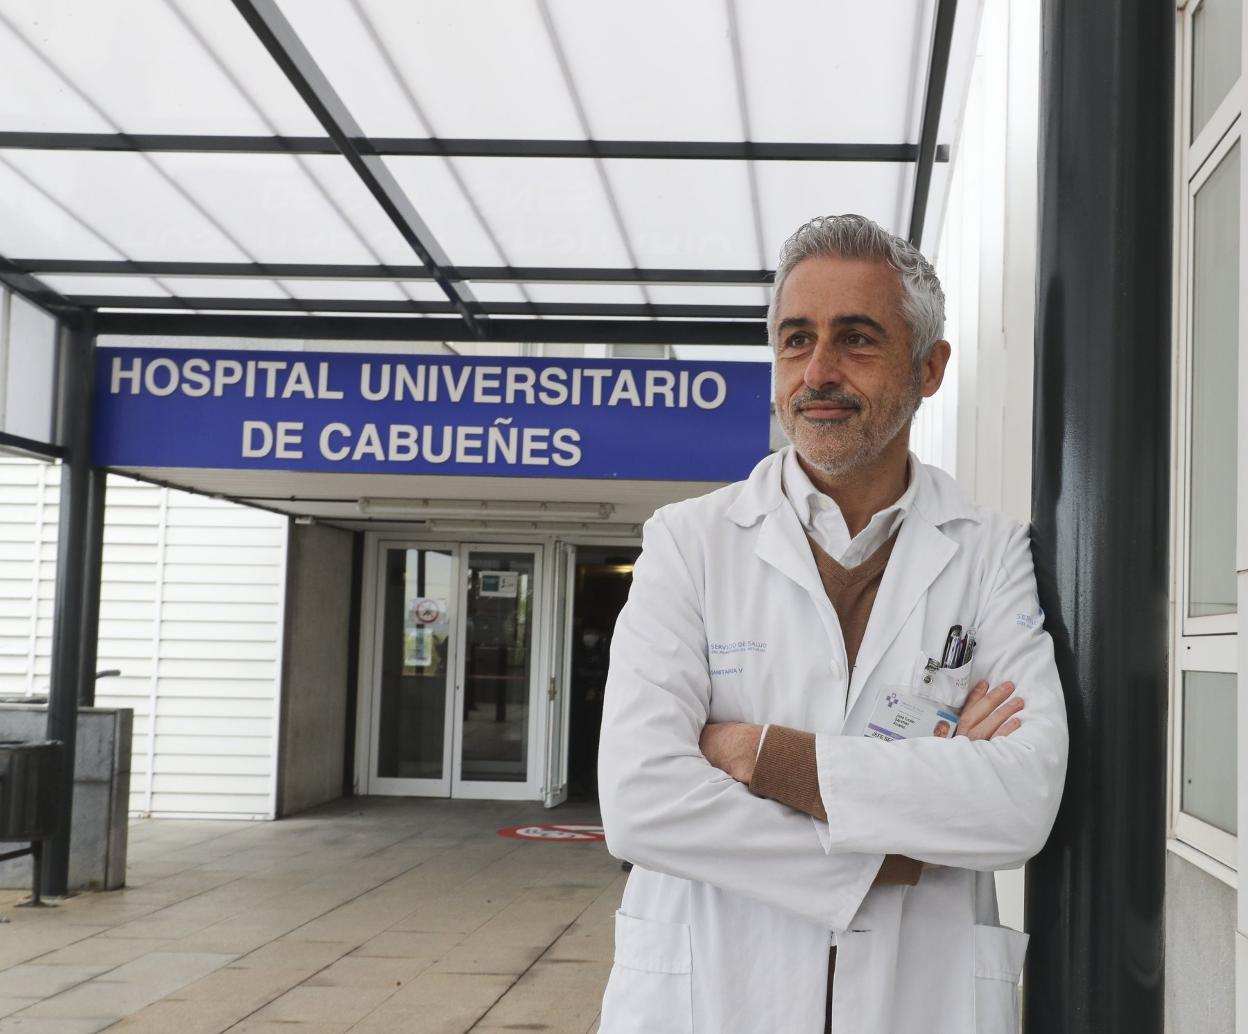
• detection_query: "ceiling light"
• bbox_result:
[357,497,614,520]
[421,519,640,536]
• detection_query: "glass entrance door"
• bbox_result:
[367,541,543,799]
[450,546,542,798]
[370,544,458,796]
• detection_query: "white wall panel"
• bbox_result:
[0,456,286,820]
[931,0,1038,526]
[0,457,57,697]
[0,292,59,446]
[924,0,1041,936]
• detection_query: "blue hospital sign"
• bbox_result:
[93,347,771,481]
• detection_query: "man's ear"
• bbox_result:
[919,340,952,398]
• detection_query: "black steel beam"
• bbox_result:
[0,131,950,163]
[907,0,959,247]
[724,0,768,274]
[1024,1,1173,1032]
[98,466,295,521]
[70,295,766,320]
[43,316,97,897]
[0,431,66,460]
[75,468,106,708]
[230,0,484,338]
[342,531,364,798]
[0,255,80,319]
[535,0,654,319]
[94,311,766,346]
[76,469,106,708]
[18,258,773,285]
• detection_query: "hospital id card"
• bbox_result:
[864,690,959,742]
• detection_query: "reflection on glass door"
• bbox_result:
[375,546,455,791]
[456,549,538,786]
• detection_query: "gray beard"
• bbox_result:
[781,387,920,479]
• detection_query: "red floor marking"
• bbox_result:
[497,823,606,842]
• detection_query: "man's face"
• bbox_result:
[773,254,948,478]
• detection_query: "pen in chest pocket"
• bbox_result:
[939,624,976,669]
[940,624,962,667]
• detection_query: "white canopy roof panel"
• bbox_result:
[0,0,983,340]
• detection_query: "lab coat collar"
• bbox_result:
[726,446,981,531]
[847,510,957,708]
[731,447,982,711]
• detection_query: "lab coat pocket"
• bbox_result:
[599,910,693,1034]
[972,923,1028,1034]
[913,649,974,709]
[829,928,895,1034]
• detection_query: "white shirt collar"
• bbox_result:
[783,447,917,525]
[781,447,918,565]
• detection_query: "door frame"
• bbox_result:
[354,529,641,802]
[449,542,546,801]
[543,541,577,807]
[358,538,462,797]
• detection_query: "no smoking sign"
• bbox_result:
[497,823,605,842]
[412,598,443,624]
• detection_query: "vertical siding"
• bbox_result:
[0,456,287,819]
[0,457,57,696]
[142,491,286,818]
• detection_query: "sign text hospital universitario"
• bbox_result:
[93,348,771,481]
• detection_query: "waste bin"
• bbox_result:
[0,740,63,905]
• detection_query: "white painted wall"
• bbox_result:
[932,0,1038,526]
[0,287,60,446]
[0,457,57,695]
[0,456,288,819]
[926,0,1041,935]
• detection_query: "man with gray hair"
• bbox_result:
[597,214,1067,1033]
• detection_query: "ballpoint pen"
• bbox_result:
[941,624,962,668]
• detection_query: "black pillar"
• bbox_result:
[1025,4,1173,1034]
[77,468,107,708]
[43,316,97,897]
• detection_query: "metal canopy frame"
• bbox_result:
[0,0,963,346]
[0,0,973,900]
[230,0,485,338]
[0,133,952,163]
[91,312,761,345]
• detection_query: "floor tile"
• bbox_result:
[29,939,170,969]
[0,1017,116,1033]
[346,972,515,1034]
[0,966,108,998]
[243,984,391,1025]
[0,998,37,1021]
[302,955,428,989]
[0,800,619,1034]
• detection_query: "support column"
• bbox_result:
[1025,2,1173,1033]
[77,467,107,708]
[43,316,97,897]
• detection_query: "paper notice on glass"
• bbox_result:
[479,571,519,598]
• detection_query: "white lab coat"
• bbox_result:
[597,449,1068,1034]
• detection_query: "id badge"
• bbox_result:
[864,690,959,742]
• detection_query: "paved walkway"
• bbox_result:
[0,798,621,1033]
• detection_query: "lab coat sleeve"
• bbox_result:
[598,511,883,930]
[814,523,1069,870]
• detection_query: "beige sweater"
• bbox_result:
[749,531,899,817]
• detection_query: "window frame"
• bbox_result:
[1171,636,1239,868]
[1169,0,1244,876]
[1178,122,1241,639]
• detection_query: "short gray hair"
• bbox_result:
[766,214,946,363]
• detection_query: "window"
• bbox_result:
[1172,0,1244,875]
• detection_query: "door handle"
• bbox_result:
[547,676,557,702]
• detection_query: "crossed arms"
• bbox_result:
[596,512,1069,929]
[700,680,1029,886]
